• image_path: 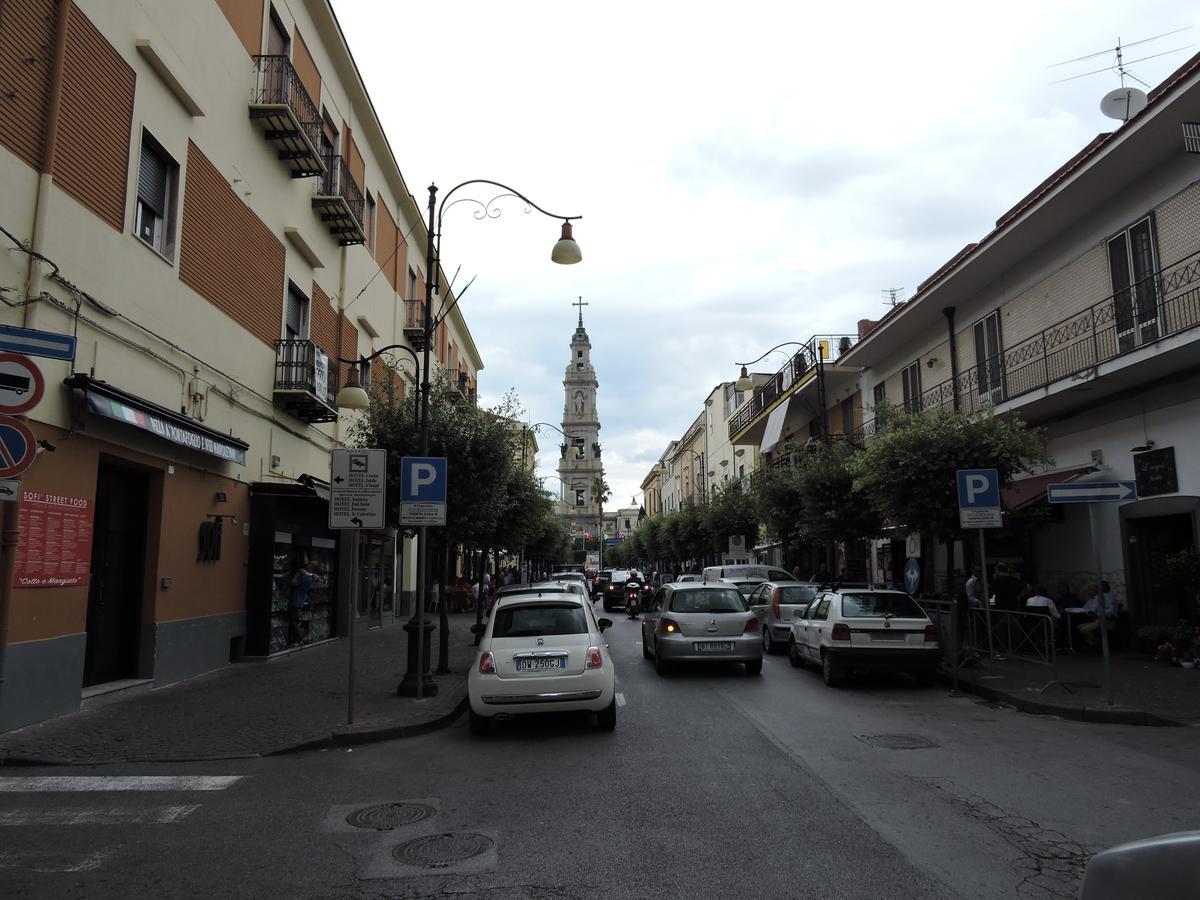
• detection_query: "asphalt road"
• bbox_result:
[1,606,1195,899]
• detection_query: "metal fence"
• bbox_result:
[252,55,321,150]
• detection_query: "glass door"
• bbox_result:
[974,310,1004,405]
[1109,217,1161,354]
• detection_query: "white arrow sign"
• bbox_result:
[1046,481,1137,504]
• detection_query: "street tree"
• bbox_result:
[703,483,759,558]
[795,441,882,545]
[851,403,1049,543]
[755,464,808,564]
[591,476,612,567]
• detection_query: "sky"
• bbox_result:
[332,0,1196,510]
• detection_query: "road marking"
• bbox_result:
[616,692,626,707]
[0,805,201,826]
[0,775,243,793]
[0,848,117,872]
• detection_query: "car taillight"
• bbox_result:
[924,624,939,644]
[659,617,682,634]
[744,617,760,633]
[586,646,603,669]
[771,587,781,621]
[832,623,851,641]
[478,651,495,674]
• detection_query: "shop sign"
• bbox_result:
[85,393,247,465]
[13,490,94,588]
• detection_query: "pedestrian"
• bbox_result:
[470,580,480,612]
[991,562,1030,612]
[965,566,983,608]
[288,558,315,646]
[791,562,803,580]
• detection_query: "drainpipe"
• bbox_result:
[0,0,72,709]
[943,307,959,411]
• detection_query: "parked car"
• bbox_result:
[468,586,616,735]
[550,571,590,594]
[788,588,940,686]
[1079,830,1200,899]
[489,582,572,613]
[701,564,796,584]
[602,569,633,611]
[640,582,763,676]
[747,581,819,654]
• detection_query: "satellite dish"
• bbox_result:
[1101,87,1148,121]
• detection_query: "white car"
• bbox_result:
[468,587,616,735]
[788,588,940,686]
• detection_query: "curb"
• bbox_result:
[940,670,1182,727]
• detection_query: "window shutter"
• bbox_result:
[138,144,168,215]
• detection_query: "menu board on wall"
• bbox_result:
[12,490,95,588]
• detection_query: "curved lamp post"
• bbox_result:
[392,180,581,699]
[336,344,421,426]
[734,341,808,392]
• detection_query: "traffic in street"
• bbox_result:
[2,589,1195,899]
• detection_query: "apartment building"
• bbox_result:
[0,0,481,730]
[838,53,1200,627]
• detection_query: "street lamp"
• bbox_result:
[394,179,581,699]
[734,341,808,392]
[674,448,706,503]
[336,344,421,426]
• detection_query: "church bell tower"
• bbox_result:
[558,298,604,534]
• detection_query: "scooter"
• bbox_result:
[625,580,642,618]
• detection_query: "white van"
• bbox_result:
[701,565,795,584]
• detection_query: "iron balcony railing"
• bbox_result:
[251,55,322,153]
[315,154,366,228]
[729,334,859,436]
[915,247,1200,415]
[274,338,337,408]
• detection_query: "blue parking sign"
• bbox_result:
[401,456,447,502]
[956,468,1000,508]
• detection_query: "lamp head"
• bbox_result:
[551,221,582,265]
[735,366,753,393]
[335,363,370,411]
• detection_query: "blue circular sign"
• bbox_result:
[904,558,921,594]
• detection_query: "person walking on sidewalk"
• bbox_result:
[288,558,315,646]
[965,567,984,608]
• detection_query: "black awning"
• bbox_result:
[250,479,327,500]
[66,374,249,466]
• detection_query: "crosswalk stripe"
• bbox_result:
[0,775,243,793]
[0,805,200,826]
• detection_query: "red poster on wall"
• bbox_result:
[12,490,95,588]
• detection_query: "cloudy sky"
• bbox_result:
[333,1,1195,508]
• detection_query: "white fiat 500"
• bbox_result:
[468,588,615,735]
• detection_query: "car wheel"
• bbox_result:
[821,651,843,687]
[469,708,490,736]
[915,670,937,687]
[654,643,670,676]
[745,658,763,676]
[596,698,617,731]
[603,601,612,613]
[788,638,804,668]
[762,626,775,654]
[642,638,652,660]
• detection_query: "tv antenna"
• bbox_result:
[1048,27,1194,91]
[882,287,905,307]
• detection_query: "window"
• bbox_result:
[492,603,587,637]
[624,518,631,530]
[840,397,855,435]
[408,267,417,300]
[577,350,583,358]
[364,192,376,253]
[575,489,585,507]
[840,592,927,618]
[974,310,1004,404]
[901,361,921,413]
[135,132,178,258]
[285,284,310,340]
[669,589,745,613]
[873,382,886,406]
[1107,215,1161,352]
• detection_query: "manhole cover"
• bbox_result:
[856,733,940,750]
[392,832,494,868]
[345,802,435,831]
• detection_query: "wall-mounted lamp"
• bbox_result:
[214,491,228,503]
[1131,440,1156,453]
[925,357,939,369]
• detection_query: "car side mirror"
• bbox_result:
[598,618,613,632]
[470,623,484,635]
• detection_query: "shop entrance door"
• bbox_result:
[1127,513,1195,627]
[84,464,149,686]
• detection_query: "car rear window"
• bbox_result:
[492,603,588,637]
[840,593,927,619]
[779,585,817,604]
[669,589,747,613]
[730,581,760,596]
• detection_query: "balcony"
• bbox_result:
[915,248,1200,422]
[273,339,338,423]
[249,55,324,178]
[403,298,427,349]
[312,156,366,245]
[729,334,859,444]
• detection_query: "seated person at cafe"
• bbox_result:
[1024,586,1061,620]
[1077,581,1119,648]
[1054,581,1080,610]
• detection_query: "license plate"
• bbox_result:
[516,656,566,671]
[695,642,734,652]
[870,632,907,641]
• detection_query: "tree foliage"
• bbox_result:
[851,404,1049,541]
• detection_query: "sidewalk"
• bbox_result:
[0,613,481,766]
[946,649,1200,726]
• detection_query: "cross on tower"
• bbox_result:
[572,296,588,325]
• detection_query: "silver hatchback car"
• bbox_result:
[748,581,819,654]
[640,583,763,676]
